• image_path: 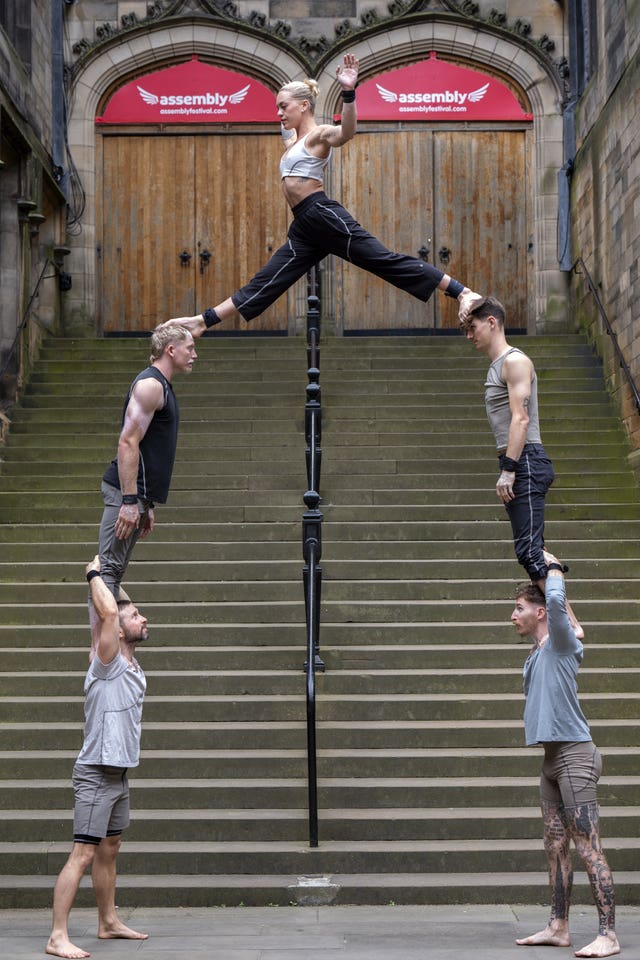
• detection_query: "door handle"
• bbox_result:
[199,249,212,275]
[438,246,451,264]
[179,250,192,267]
[417,244,430,261]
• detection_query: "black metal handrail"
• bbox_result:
[573,256,640,415]
[301,264,324,848]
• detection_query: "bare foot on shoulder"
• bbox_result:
[46,934,90,958]
[160,315,206,337]
[574,933,621,957]
[457,288,483,326]
[516,923,571,947]
[98,918,148,941]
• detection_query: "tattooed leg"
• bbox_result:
[567,801,620,957]
[516,800,572,946]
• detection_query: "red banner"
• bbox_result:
[96,58,278,124]
[354,54,532,122]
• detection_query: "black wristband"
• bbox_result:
[444,278,465,299]
[499,455,519,472]
[341,89,356,103]
[86,570,101,583]
[203,307,221,328]
[547,562,569,573]
[122,494,138,505]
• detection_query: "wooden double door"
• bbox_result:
[100,127,531,333]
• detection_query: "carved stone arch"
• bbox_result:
[63,20,307,332]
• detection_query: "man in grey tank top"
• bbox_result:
[46,557,149,959]
[461,297,582,636]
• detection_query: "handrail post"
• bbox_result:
[302,495,322,848]
[302,263,324,848]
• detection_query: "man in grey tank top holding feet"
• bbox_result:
[46,556,150,959]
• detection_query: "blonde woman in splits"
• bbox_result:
[167,53,480,333]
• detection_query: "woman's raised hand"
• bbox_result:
[336,53,359,89]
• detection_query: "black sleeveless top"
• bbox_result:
[103,366,179,504]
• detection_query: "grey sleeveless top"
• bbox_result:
[485,346,542,450]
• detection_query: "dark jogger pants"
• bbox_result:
[231,192,444,321]
[504,442,555,582]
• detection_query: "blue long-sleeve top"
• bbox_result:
[522,574,591,746]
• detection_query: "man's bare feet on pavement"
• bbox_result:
[516,923,571,947]
[45,934,90,959]
[574,933,621,958]
[98,918,149,941]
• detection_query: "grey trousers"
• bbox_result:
[97,481,150,597]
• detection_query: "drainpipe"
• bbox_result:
[557,101,575,272]
[51,0,69,200]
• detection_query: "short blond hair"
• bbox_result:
[149,322,192,363]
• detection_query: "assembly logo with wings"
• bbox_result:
[376,80,490,108]
[136,82,251,109]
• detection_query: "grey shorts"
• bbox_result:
[540,740,602,809]
[72,762,130,844]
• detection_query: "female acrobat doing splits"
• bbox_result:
[170,53,480,332]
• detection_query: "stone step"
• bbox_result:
[2,575,640,603]
[2,594,639,624]
[1,620,638,648]
[2,776,637,810]
[12,388,618,412]
[3,556,640,581]
[3,501,640,525]
[0,642,638,671]
[2,666,639,697]
[1,837,638,877]
[0,805,637,843]
[1,718,638,751]
[0,693,636,723]
[1,538,639,564]
[1,518,640,542]
[4,869,637,910]
[0,748,637,779]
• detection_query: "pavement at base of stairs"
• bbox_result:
[3,904,640,959]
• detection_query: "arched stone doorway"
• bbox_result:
[64,17,564,335]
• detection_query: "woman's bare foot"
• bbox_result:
[162,315,206,337]
[98,918,148,941]
[516,922,571,947]
[45,934,90,958]
[574,933,621,957]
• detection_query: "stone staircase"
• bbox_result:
[0,332,638,908]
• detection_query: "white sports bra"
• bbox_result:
[280,133,332,182]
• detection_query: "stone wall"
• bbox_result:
[0,0,67,410]
[64,0,565,66]
[570,3,640,455]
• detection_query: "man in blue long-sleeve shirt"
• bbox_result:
[511,552,620,959]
